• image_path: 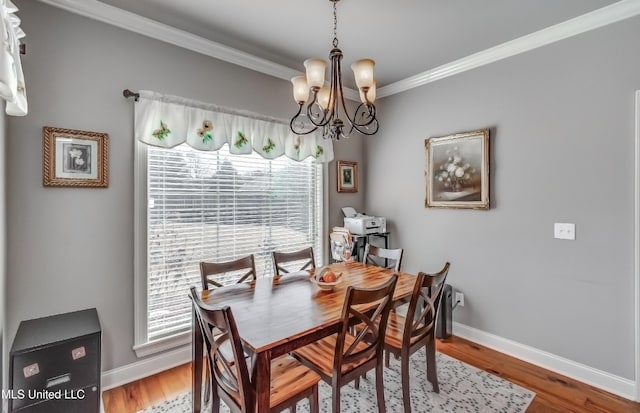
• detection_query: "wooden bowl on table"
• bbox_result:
[310,267,342,291]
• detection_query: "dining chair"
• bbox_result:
[293,275,398,413]
[198,255,256,403]
[383,262,450,413]
[189,287,320,413]
[363,244,403,272]
[271,247,315,276]
[200,254,257,290]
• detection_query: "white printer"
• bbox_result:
[342,207,387,235]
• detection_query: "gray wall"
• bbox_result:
[6,0,364,371]
[367,17,640,379]
[329,137,366,231]
[14,0,635,385]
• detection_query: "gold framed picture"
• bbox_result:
[43,126,109,188]
[337,160,358,193]
[425,129,489,209]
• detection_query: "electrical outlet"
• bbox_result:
[455,292,465,307]
[554,222,576,240]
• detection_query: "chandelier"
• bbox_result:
[289,0,378,140]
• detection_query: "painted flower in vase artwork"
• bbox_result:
[67,147,88,172]
[434,147,476,192]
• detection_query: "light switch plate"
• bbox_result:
[554,223,575,240]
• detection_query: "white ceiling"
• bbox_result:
[53,0,633,91]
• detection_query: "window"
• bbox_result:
[134,142,325,355]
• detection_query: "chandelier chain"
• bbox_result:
[332,0,338,48]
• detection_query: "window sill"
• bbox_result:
[133,332,191,358]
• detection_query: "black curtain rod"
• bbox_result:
[122,89,140,101]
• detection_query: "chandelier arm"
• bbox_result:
[330,50,378,132]
[342,103,378,137]
[331,50,342,120]
[303,88,330,128]
[349,103,377,128]
[290,120,320,136]
[290,103,320,135]
[305,105,329,127]
[323,48,340,125]
[336,90,378,130]
[350,119,379,135]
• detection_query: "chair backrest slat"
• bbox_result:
[363,244,403,272]
[200,255,257,290]
[272,247,316,276]
[335,275,398,370]
[405,263,450,344]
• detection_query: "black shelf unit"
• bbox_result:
[351,231,390,262]
[9,308,101,413]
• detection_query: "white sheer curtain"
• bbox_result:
[134,90,334,162]
[0,0,26,116]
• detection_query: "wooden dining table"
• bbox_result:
[191,260,417,413]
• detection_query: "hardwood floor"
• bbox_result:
[437,337,640,413]
[102,336,640,413]
[102,363,192,413]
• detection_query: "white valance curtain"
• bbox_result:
[0,0,27,116]
[134,90,334,162]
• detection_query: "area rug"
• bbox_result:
[138,350,535,413]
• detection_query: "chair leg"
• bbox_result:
[384,350,390,368]
[309,384,319,413]
[203,364,211,403]
[291,404,297,413]
[426,340,439,393]
[354,375,360,389]
[332,382,341,413]
[211,381,220,413]
[375,363,386,413]
[204,358,220,413]
[401,355,411,413]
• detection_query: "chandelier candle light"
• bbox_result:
[290,0,379,140]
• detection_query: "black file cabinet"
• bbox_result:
[9,308,101,413]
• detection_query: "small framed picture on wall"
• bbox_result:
[43,126,109,188]
[337,160,358,193]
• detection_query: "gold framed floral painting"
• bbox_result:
[43,126,109,188]
[425,129,489,209]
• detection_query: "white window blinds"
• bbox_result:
[145,143,324,341]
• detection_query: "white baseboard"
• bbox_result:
[100,345,191,391]
[98,324,637,403]
[453,322,637,401]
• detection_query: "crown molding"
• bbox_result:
[37,0,639,101]
[378,0,640,98]
[37,0,362,101]
[36,0,301,80]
